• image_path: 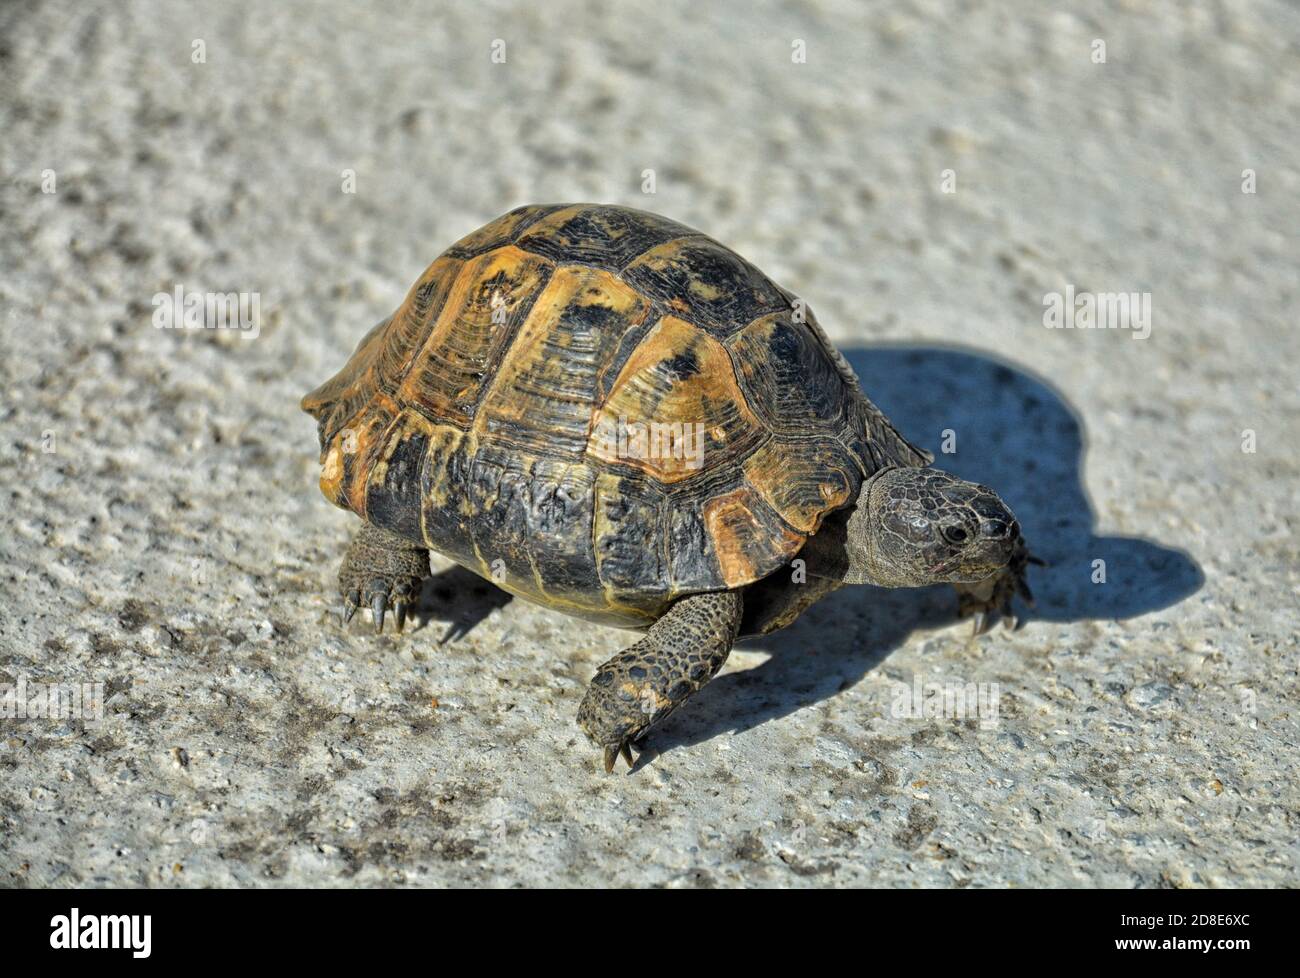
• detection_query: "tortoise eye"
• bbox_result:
[942,525,969,544]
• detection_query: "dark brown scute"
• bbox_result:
[515,204,699,268]
[443,204,569,259]
[728,313,849,433]
[622,236,790,337]
[364,427,429,541]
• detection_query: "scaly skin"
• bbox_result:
[577,590,743,773]
[808,466,1040,633]
[338,522,430,633]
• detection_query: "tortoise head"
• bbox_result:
[844,467,1023,587]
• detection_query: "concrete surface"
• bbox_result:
[0,0,1296,887]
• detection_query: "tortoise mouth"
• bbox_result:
[930,535,1019,579]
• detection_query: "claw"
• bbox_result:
[393,600,408,633]
[371,592,387,633]
[601,741,636,774]
[342,590,360,624]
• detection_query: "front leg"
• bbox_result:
[577,590,742,773]
[338,521,430,633]
[954,539,1040,634]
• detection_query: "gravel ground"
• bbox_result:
[1,0,1296,887]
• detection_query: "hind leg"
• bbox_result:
[338,522,430,633]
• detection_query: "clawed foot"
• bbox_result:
[955,543,1044,635]
[577,664,660,774]
[341,576,421,633]
[338,523,430,635]
[576,591,742,773]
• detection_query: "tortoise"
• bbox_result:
[301,203,1036,772]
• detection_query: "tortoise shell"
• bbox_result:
[302,204,929,627]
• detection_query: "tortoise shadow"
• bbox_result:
[414,564,513,643]
[642,343,1204,758]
